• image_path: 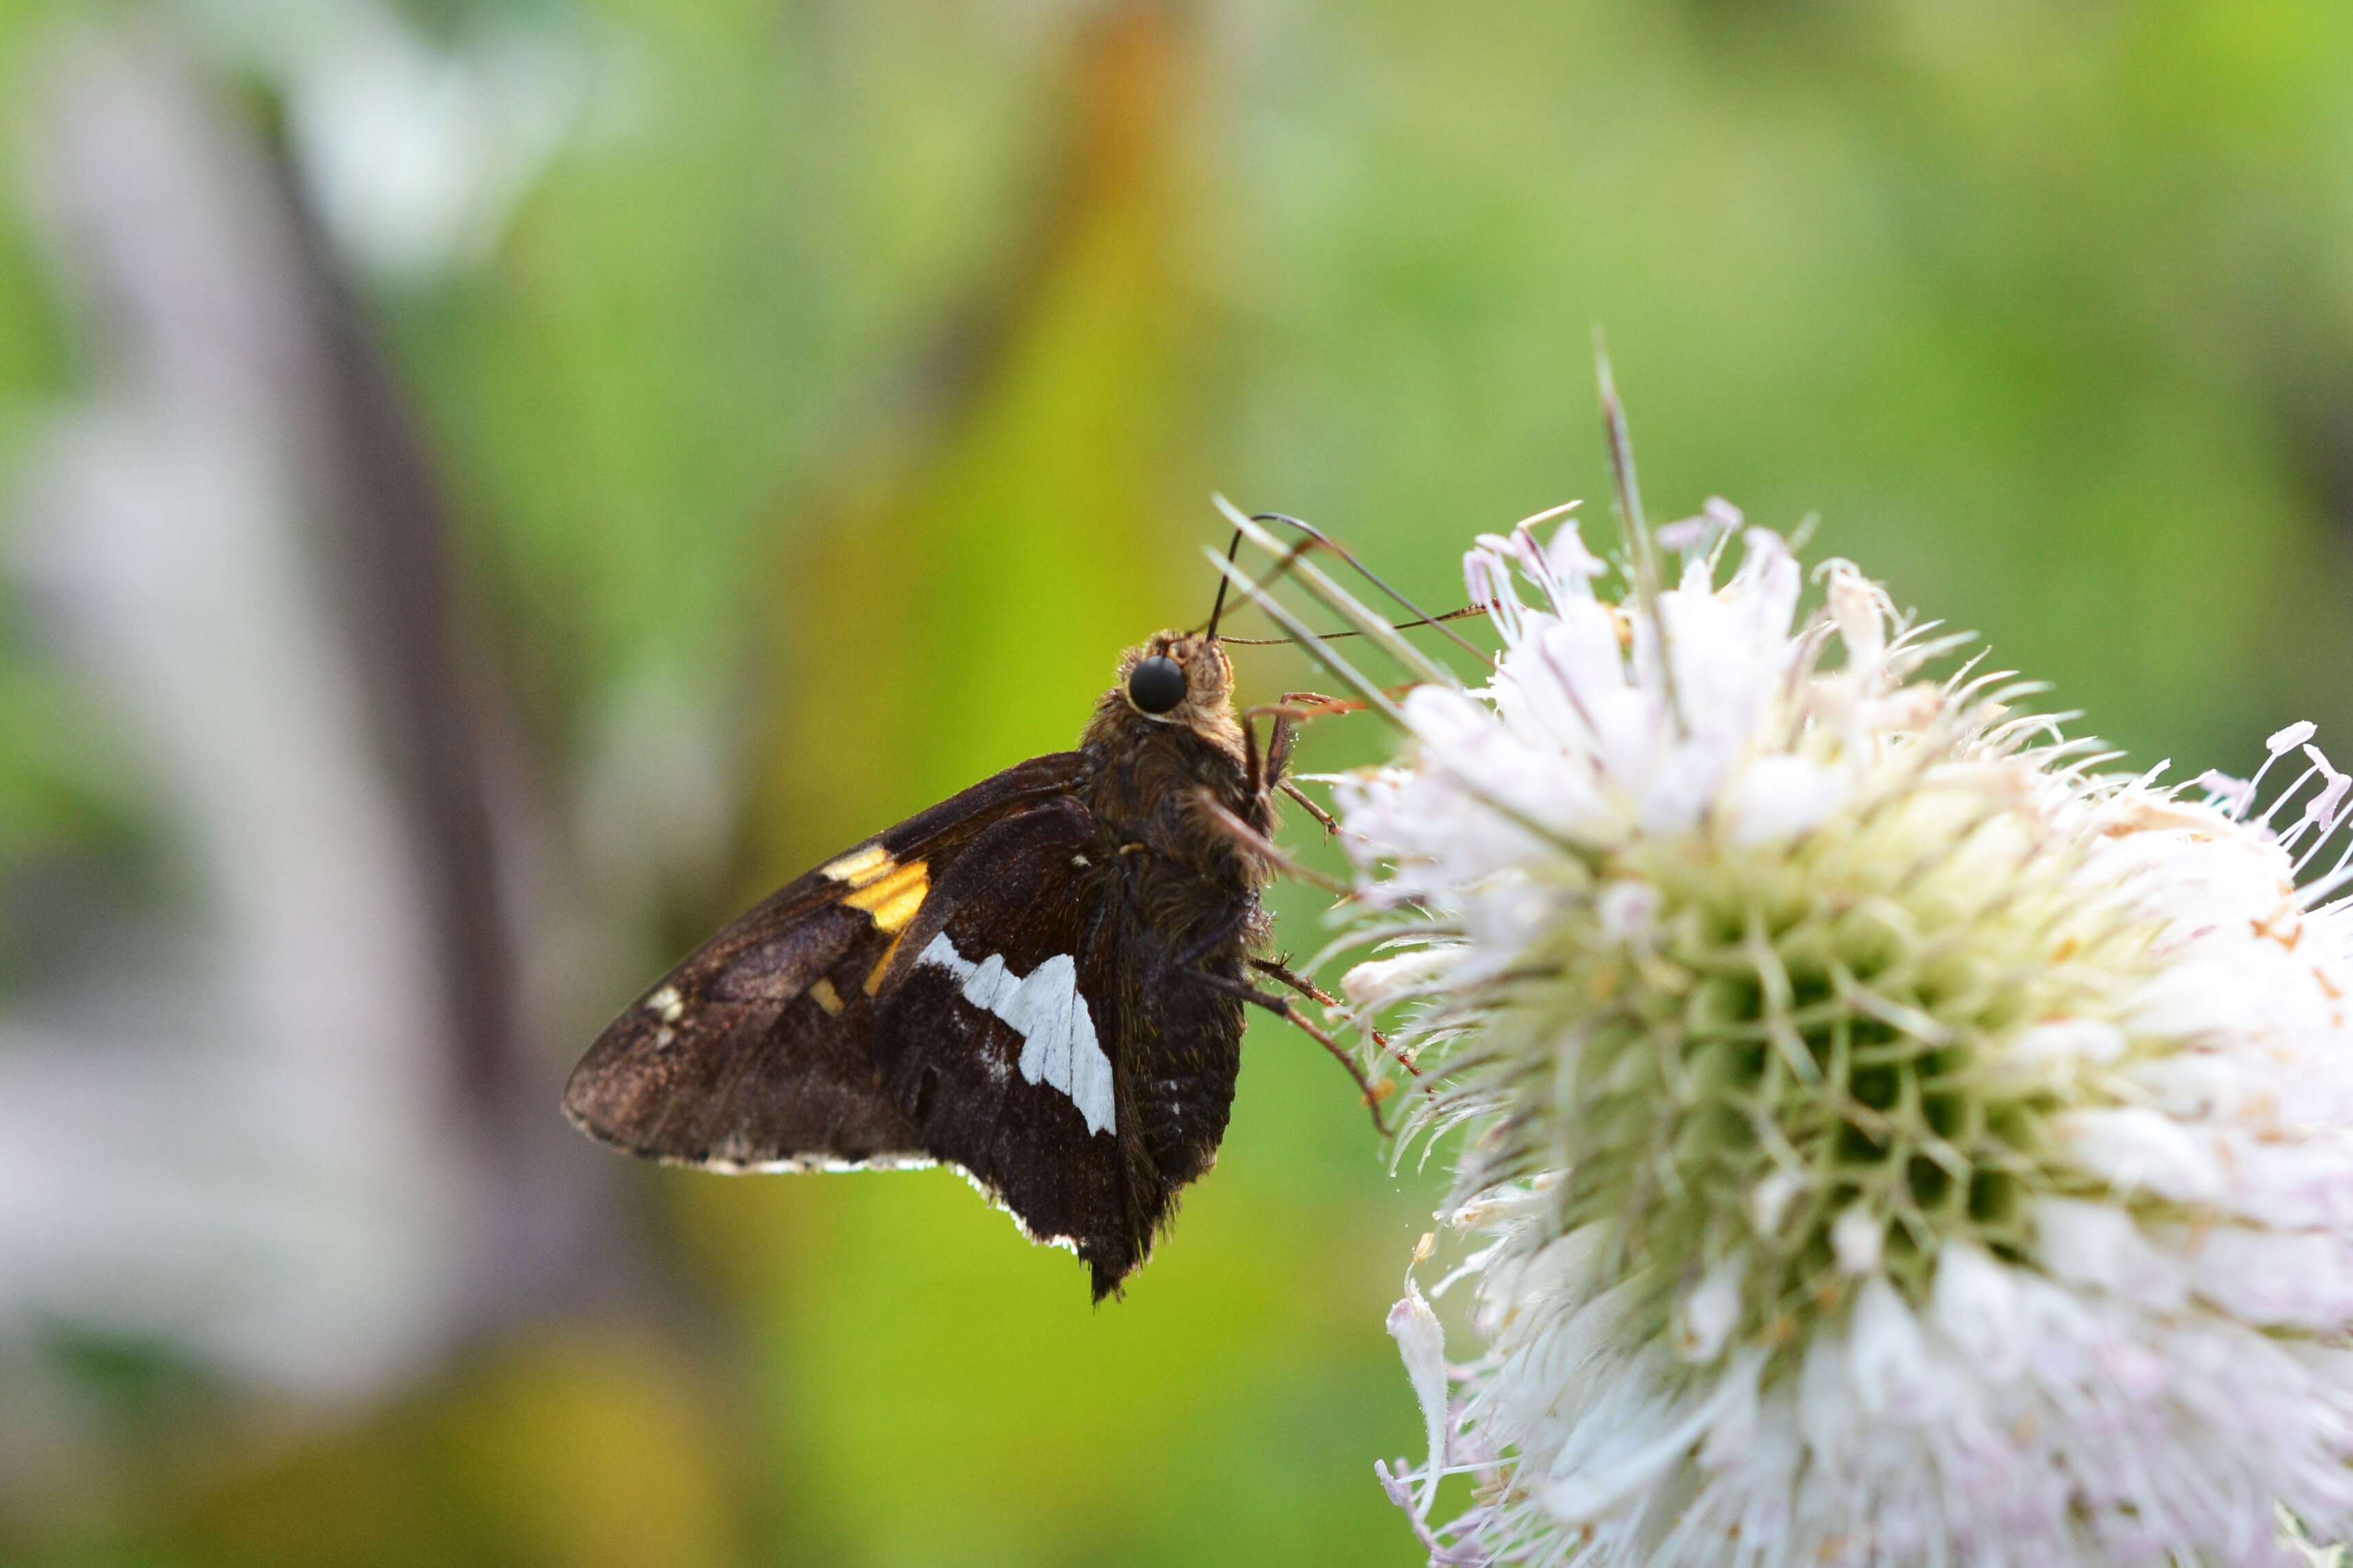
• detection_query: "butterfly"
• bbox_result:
[561,548,1402,1298]
[561,509,1474,1298]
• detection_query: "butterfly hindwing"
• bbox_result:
[560,752,1087,1171]
[866,796,1144,1296]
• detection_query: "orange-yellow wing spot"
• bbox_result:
[841,859,928,934]
[809,978,844,1015]
[846,859,931,996]
[864,931,910,996]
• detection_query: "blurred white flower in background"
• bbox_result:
[10,25,475,1408]
[189,0,616,285]
[1322,461,2353,1563]
[0,9,637,1472]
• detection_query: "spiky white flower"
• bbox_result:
[1337,500,2353,1567]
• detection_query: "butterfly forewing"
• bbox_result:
[562,752,1087,1172]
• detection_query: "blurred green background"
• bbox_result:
[3,1,2352,1564]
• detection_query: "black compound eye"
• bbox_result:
[1127,655,1188,714]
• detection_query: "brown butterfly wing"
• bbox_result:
[561,752,1086,1171]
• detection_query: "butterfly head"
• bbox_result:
[1117,632,1236,730]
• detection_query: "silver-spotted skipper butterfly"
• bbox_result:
[563,522,1431,1300]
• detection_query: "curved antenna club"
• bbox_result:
[1200,543,1411,730]
[1212,501,1462,690]
[1245,512,1495,670]
[1200,542,1583,859]
[1215,603,1490,647]
[1595,332,1687,736]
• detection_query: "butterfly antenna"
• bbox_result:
[1249,513,1494,667]
[1202,528,1244,639]
[1215,605,1489,646]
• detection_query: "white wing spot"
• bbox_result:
[647,985,685,1023]
[919,932,1114,1137]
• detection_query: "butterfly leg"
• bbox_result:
[1276,690,1365,719]
[1265,709,1296,787]
[1276,781,1339,837]
[1242,694,1401,842]
[1195,970,1394,1137]
[1249,956,1418,1081]
[1260,711,1336,838]
[1239,705,1298,802]
[1190,788,1346,894]
[1163,902,1400,1132]
[1272,687,1420,717]
[1248,954,1336,1005]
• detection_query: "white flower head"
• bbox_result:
[1331,495,2353,1567]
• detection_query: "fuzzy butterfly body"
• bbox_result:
[562,632,1286,1299]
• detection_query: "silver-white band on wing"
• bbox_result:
[917,932,1115,1137]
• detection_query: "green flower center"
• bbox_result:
[1469,782,2160,1361]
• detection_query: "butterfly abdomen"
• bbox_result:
[1127,957,1246,1191]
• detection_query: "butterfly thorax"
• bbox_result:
[1078,632,1275,953]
